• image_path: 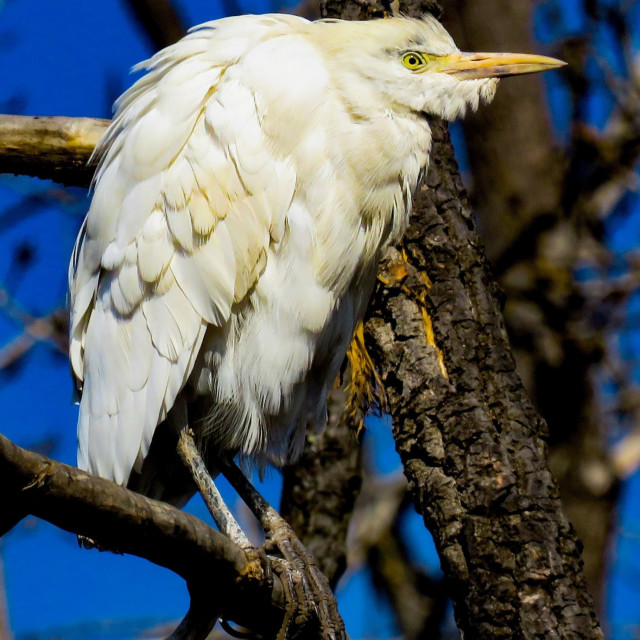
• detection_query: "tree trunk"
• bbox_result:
[304,0,605,636]
[439,0,617,606]
[366,117,602,640]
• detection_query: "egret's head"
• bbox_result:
[312,16,565,121]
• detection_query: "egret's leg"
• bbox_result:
[177,427,252,550]
[220,460,346,640]
[176,428,345,640]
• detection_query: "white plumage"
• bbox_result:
[69,13,563,502]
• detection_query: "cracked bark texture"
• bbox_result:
[440,0,618,606]
[363,119,603,639]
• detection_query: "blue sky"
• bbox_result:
[0,0,638,638]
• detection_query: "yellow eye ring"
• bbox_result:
[402,52,427,71]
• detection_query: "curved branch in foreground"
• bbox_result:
[0,114,109,187]
[0,434,285,638]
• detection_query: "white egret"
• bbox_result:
[69,11,563,583]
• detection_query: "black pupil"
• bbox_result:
[409,56,418,65]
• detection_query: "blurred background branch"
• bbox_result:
[122,0,187,49]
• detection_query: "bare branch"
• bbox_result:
[0,433,286,639]
[0,115,109,186]
[123,0,187,49]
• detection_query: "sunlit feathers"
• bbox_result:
[68,13,562,499]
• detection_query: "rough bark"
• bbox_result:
[363,118,603,638]
[439,0,619,605]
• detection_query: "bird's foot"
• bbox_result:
[222,462,346,640]
[265,534,344,640]
[268,555,313,640]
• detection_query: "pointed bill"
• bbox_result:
[437,51,566,79]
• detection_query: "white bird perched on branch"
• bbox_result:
[68,10,563,594]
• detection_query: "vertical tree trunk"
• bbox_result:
[280,0,606,635]
[439,0,617,606]
[365,118,603,640]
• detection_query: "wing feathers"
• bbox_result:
[170,229,236,326]
[142,275,203,361]
[189,192,216,235]
[69,16,306,483]
[165,201,195,251]
[70,18,299,486]
[137,209,175,283]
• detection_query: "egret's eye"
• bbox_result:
[402,52,427,71]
